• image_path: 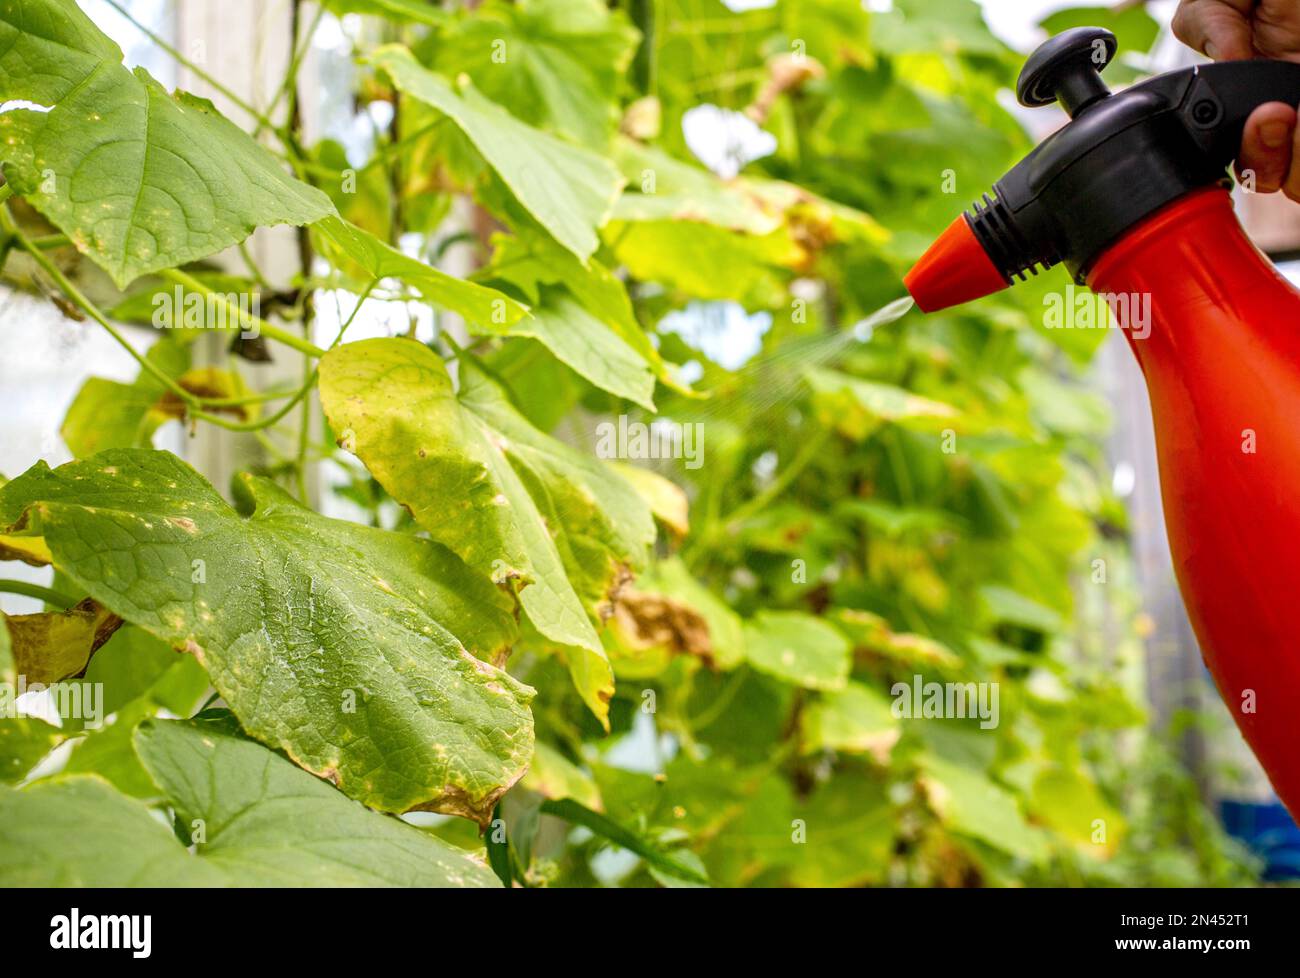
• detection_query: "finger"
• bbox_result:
[1172,0,1256,60]
[1284,109,1300,202]
[1238,102,1297,193]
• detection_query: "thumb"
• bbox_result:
[1237,102,1297,193]
[1172,0,1256,60]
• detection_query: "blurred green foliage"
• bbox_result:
[392,0,1258,886]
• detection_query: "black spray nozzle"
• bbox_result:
[963,27,1300,287]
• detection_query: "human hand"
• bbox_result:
[1173,0,1300,198]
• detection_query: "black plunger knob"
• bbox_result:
[1016,27,1118,117]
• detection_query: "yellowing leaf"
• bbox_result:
[3,599,123,685]
[61,339,189,458]
[1029,766,1125,857]
[0,535,52,567]
[319,338,655,730]
[613,463,689,537]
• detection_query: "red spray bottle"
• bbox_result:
[905,27,1300,817]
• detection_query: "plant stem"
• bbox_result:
[200,385,305,408]
[190,278,374,434]
[27,234,69,250]
[0,579,78,609]
[237,240,271,289]
[257,2,326,139]
[1,206,323,424]
[191,377,317,433]
[161,269,326,358]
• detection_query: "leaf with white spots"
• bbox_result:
[0,0,334,287]
[0,449,533,824]
[0,716,501,886]
[742,611,850,691]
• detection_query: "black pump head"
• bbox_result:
[1016,26,1117,115]
[905,26,1300,313]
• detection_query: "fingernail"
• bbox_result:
[1205,41,1219,60]
[1261,121,1291,148]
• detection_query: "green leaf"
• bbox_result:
[0,0,334,286]
[605,219,794,305]
[63,698,159,797]
[0,718,502,886]
[430,0,640,147]
[0,450,534,823]
[488,289,655,409]
[1028,765,1125,856]
[0,776,221,886]
[742,611,849,691]
[979,584,1063,633]
[919,754,1048,863]
[872,0,1010,58]
[803,681,900,756]
[1039,5,1160,58]
[540,796,709,885]
[320,0,448,25]
[521,741,603,810]
[788,772,894,887]
[60,626,212,795]
[834,499,962,540]
[0,716,61,785]
[369,45,623,262]
[314,215,529,328]
[480,228,679,390]
[78,624,210,720]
